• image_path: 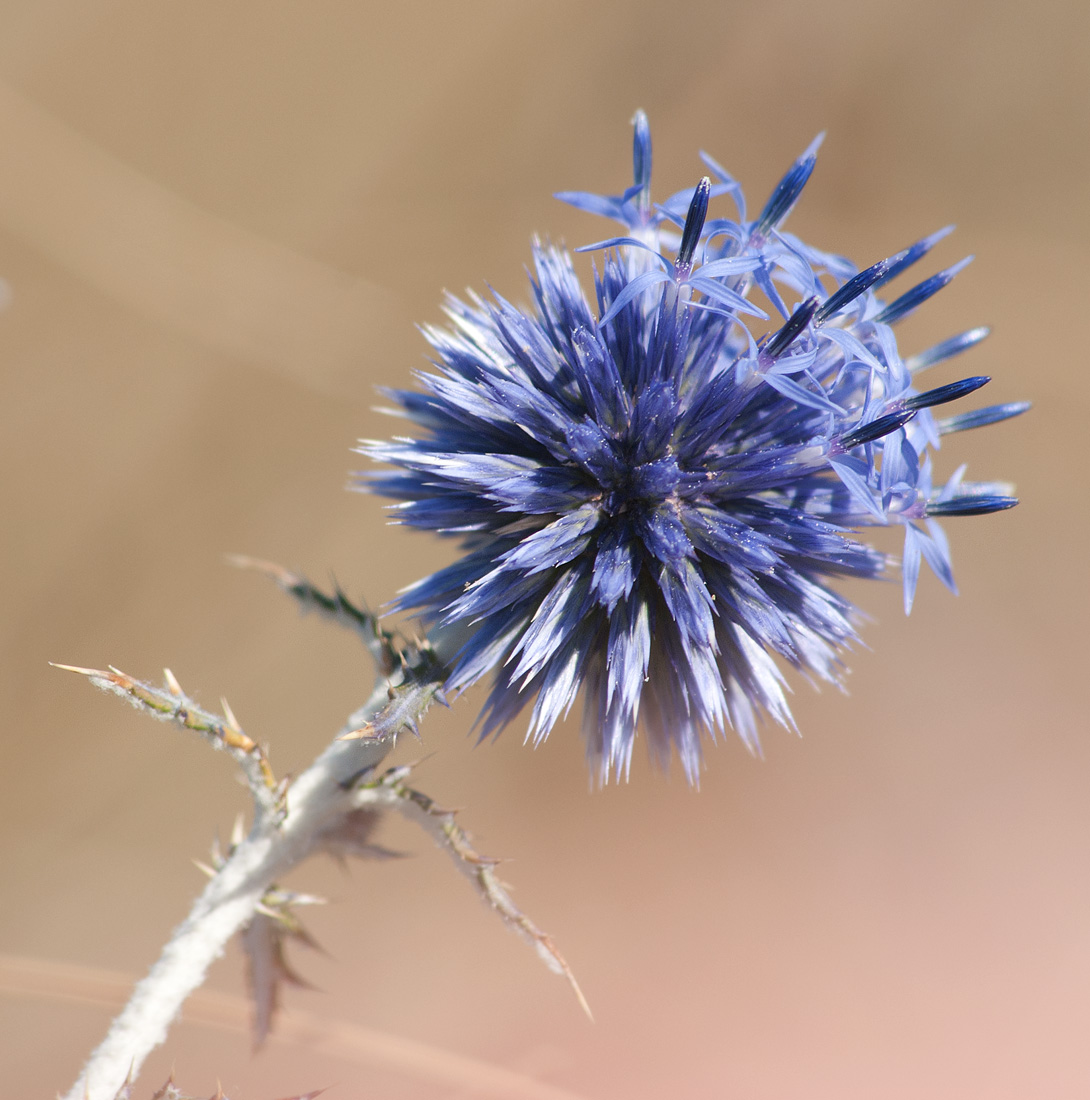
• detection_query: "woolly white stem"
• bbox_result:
[62,694,395,1100]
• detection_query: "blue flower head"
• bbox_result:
[360,112,1025,783]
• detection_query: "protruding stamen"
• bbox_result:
[925,496,1019,517]
[937,401,1031,435]
[872,226,955,289]
[755,133,823,237]
[875,257,973,325]
[905,327,990,373]
[677,177,711,269]
[904,375,990,411]
[632,109,652,208]
[839,408,918,449]
[762,297,819,361]
[816,256,896,324]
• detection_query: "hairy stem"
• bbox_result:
[61,568,585,1097]
[62,689,396,1100]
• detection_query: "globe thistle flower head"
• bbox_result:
[360,112,1025,783]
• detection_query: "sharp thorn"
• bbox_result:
[221,696,241,732]
[49,662,104,677]
[337,723,378,741]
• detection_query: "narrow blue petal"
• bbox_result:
[598,269,669,327]
[901,523,923,614]
[918,522,957,594]
[698,148,746,220]
[555,191,628,220]
[829,456,885,520]
[751,262,792,319]
[689,275,769,318]
[760,371,843,415]
[696,255,762,278]
[576,235,665,257]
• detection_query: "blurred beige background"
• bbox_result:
[0,1,1085,1096]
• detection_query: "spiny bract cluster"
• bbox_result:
[361,112,1024,783]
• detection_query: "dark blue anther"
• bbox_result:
[755,142,819,237]
[677,177,711,268]
[839,408,917,449]
[875,259,970,325]
[871,226,954,290]
[925,496,1019,517]
[816,257,894,324]
[904,376,990,411]
[763,297,819,360]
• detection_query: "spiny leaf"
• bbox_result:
[228,554,397,674]
[241,909,320,1049]
[51,662,278,814]
[363,765,592,1018]
[313,807,402,864]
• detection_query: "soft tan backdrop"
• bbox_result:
[0,2,1084,1097]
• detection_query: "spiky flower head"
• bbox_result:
[361,112,1024,783]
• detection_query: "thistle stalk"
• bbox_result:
[59,565,585,1100]
[61,680,397,1100]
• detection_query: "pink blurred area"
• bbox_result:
[0,1,1085,1096]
